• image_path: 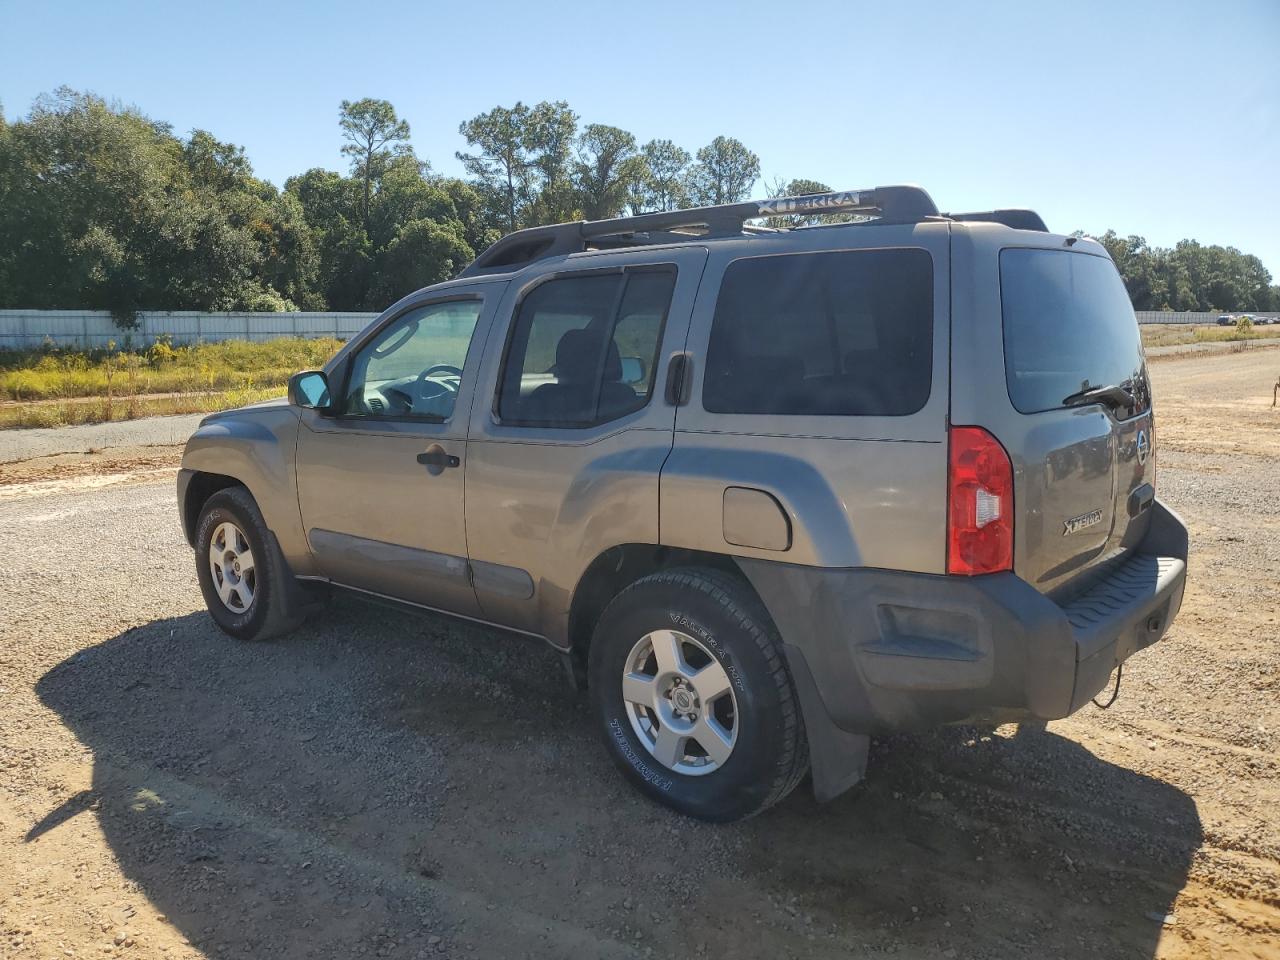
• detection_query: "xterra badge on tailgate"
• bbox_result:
[1063,509,1104,535]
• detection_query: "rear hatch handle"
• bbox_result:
[1128,482,1155,518]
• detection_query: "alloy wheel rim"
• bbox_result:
[208,521,256,614]
[621,629,738,776]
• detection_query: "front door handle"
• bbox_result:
[416,444,460,474]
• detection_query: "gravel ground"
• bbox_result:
[0,414,205,464]
[1,351,1277,959]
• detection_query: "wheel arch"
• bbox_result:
[564,543,762,689]
[181,471,246,547]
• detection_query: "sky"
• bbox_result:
[2,0,1278,274]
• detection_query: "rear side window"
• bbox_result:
[497,268,675,427]
[1001,249,1150,415]
[703,249,933,417]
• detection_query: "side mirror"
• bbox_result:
[288,370,331,410]
[619,356,646,385]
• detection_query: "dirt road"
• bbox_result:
[1,351,1277,959]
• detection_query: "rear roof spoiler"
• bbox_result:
[946,209,1049,232]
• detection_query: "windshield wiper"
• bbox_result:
[1061,383,1134,409]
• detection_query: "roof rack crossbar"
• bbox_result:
[458,184,941,277]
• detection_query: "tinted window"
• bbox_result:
[342,299,481,420]
[1001,249,1150,416]
[498,268,675,427]
[703,249,933,417]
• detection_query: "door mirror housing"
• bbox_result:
[288,370,331,410]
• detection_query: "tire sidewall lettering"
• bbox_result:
[607,717,674,792]
[667,610,747,694]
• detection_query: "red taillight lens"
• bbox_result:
[947,426,1013,576]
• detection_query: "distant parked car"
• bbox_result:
[1217,315,1234,326]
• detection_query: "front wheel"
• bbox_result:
[194,486,305,642]
[588,567,808,821]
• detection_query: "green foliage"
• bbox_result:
[339,98,413,229]
[687,136,760,206]
[1091,231,1276,312]
[0,89,318,323]
[1235,315,1254,334]
[0,337,344,402]
[628,139,691,214]
[3,87,1274,321]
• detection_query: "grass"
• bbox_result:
[3,324,1275,430]
[1140,323,1280,349]
[0,387,282,430]
[0,337,344,402]
[0,337,342,430]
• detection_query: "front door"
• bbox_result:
[295,290,500,617]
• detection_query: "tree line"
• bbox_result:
[0,88,1275,322]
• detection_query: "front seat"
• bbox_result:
[526,329,639,424]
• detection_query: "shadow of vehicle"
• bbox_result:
[35,598,1201,959]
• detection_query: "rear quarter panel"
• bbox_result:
[663,222,952,573]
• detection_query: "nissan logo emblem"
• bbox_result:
[1135,430,1150,465]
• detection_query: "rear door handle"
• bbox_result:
[416,445,460,472]
[665,353,692,406]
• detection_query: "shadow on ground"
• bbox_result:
[35,598,1201,959]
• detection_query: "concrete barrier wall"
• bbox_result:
[0,310,380,349]
[0,308,1268,350]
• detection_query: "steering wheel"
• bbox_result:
[420,364,463,381]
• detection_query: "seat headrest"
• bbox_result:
[554,329,622,382]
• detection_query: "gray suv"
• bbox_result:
[178,186,1188,821]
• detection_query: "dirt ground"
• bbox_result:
[1,350,1277,960]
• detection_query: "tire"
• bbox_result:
[194,486,306,642]
[588,567,808,821]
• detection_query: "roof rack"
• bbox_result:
[458,184,942,277]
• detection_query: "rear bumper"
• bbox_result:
[740,499,1189,735]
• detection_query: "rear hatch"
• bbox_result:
[997,246,1154,599]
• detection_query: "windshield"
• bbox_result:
[1000,248,1150,416]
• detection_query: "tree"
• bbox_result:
[457,100,580,229]
[573,124,644,220]
[523,100,579,224]
[339,98,411,231]
[629,139,690,213]
[457,102,533,233]
[687,136,760,206]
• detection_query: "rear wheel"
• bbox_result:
[194,486,306,642]
[588,567,808,821]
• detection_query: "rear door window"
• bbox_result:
[497,268,676,427]
[702,249,933,417]
[1000,249,1150,416]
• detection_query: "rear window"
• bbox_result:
[703,249,933,417]
[1001,249,1150,415]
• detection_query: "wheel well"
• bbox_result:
[182,472,245,545]
[565,544,757,689]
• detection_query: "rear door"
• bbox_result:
[463,247,705,636]
[952,228,1153,598]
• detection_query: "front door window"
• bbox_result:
[341,299,482,420]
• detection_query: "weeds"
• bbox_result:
[0,337,344,402]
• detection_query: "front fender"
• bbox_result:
[179,406,315,576]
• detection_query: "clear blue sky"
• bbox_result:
[3,0,1278,274]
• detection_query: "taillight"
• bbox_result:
[947,426,1013,575]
